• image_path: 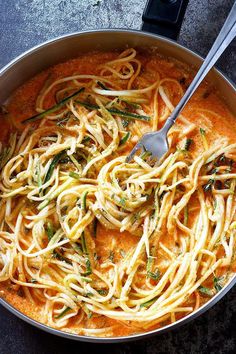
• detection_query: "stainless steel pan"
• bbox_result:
[0,0,235,343]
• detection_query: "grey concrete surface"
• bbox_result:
[0,0,236,80]
[0,1,236,354]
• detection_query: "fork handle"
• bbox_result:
[162,1,236,133]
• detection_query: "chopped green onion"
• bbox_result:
[122,119,130,128]
[147,270,160,281]
[119,131,131,146]
[198,285,212,296]
[22,88,85,123]
[120,99,141,109]
[97,289,108,295]
[82,258,92,276]
[109,251,114,262]
[69,154,82,170]
[76,100,150,121]
[87,311,93,319]
[46,221,54,241]
[214,276,223,292]
[82,136,91,143]
[81,232,88,254]
[140,297,157,308]
[81,191,88,211]
[81,232,92,276]
[55,307,71,319]
[184,138,193,151]
[105,108,150,121]
[203,178,214,192]
[69,171,81,179]
[200,127,208,150]
[140,150,152,160]
[97,81,109,90]
[146,256,160,281]
[53,250,72,265]
[119,197,127,207]
[81,276,92,283]
[44,150,67,186]
[200,128,205,135]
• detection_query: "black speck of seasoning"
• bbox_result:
[179,77,186,85]
[17,287,24,298]
[202,91,210,99]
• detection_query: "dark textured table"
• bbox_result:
[0,1,236,353]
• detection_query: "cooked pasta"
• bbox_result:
[0,48,235,337]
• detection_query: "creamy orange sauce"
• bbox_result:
[0,50,235,337]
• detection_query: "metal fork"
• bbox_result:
[126,1,236,163]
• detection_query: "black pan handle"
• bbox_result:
[142,0,189,40]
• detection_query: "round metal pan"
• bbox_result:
[0,28,236,343]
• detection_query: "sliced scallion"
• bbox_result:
[140,297,157,308]
[22,87,85,123]
[55,307,71,319]
[119,131,131,146]
[44,150,67,185]
[76,100,150,121]
[198,285,212,296]
[69,171,81,179]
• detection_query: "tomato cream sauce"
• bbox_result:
[0,50,236,337]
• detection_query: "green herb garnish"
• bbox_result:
[97,289,108,295]
[53,250,72,265]
[122,119,130,128]
[200,127,208,150]
[81,232,88,254]
[55,307,71,319]
[198,285,212,296]
[147,256,160,281]
[82,136,91,143]
[69,171,80,179]
[76,100,150,121]
[22,88,85,123]
[184,138,193,151]
[109,251,115,262]
[203,178,214,192]
[81,191,88,211]
[119,197,127,207]
[44,150,67,185]
[119,131,131,146]
[200,128,205,135]
[87,311,93,319]
[214,276,224,292]
[81,232,92,276]
[140,297,157,308]
[46,221,54,241]
[97,81,109,90]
